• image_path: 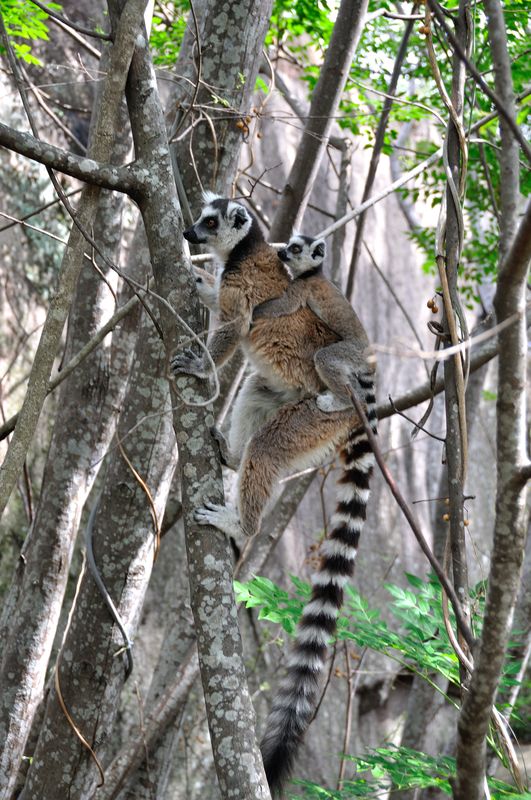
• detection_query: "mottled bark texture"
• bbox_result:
[269,0,368,241]
[0,0,147,521]
[121,12,272,798]
[483,0,520,259]
[454,203,530,800]
[170,0,273,204]
[0,121,136,191]
[0,143,139,799]
[0,6,147,795]
[20,311,177,799]
[113,1,274,794]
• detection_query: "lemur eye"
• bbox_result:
[205,217,217,229]
[290,245,302,254]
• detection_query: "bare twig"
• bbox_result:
[318,149,442,239]
[346,9,417,295]
[29,0,112,40]
[346,386,475,650]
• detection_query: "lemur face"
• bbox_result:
[278,234,326,277]
[183,193,253,256]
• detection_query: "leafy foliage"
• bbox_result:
[236,573,528,796]
[149,0,189,66]
[292,746,531,798]
[263,0,530,306]
[0,0,61,64]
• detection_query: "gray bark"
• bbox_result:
[115,1,274,793]
[483,0,520,259]
[0,121,137,192]
[454,203,531,800]
[123,13,272,798]
[170,0,273,206]
[20,308,177,798]
[0,0,146,521]
[0,4,147,792]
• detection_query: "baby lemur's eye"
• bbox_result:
[205,217,217,229]
[290,244,302,254]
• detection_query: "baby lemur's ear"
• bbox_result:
[228,202,250,230]
[312,239,326,260]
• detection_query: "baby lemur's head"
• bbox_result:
[278,234,326,277]
[183,192,261,257]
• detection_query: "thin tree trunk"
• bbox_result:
[0,0,145,520]
[269,0,368,241]
[454,204,530,799]
[20,310,177,799]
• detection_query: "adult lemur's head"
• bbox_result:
[184,192,258,257]
[278,234,326,277]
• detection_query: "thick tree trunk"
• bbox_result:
[0,5,147,790]
[124,25,272,796]
[20,308,177,799]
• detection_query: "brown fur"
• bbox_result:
[237,397,358,536]
[217,243,340,395]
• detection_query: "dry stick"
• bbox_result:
[346,387,475,651]
[345,8,417,297]
[28,0,112,40]
[318,148,442,239]
[426,0,531,163]
[336,642,355,790]
[426,0,472,663]
[0,188,82,232]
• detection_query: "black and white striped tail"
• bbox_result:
[261,376,377,796]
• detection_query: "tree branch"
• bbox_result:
[121,7,273,796]
[0,121,138,193]
[454,182,531,799]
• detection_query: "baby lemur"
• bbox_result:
[253,233,373,413]
[172,195,376,796]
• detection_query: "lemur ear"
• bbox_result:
[232,206,249,229]
[312,239,326,260]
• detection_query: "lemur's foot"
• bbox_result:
[316,391,351,413]
[195,501,246,540]
[170,348,208,378]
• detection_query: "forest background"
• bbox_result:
[0,0,529,798]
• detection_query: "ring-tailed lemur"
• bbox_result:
[254,234,374,413]
[171,196,377,796]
